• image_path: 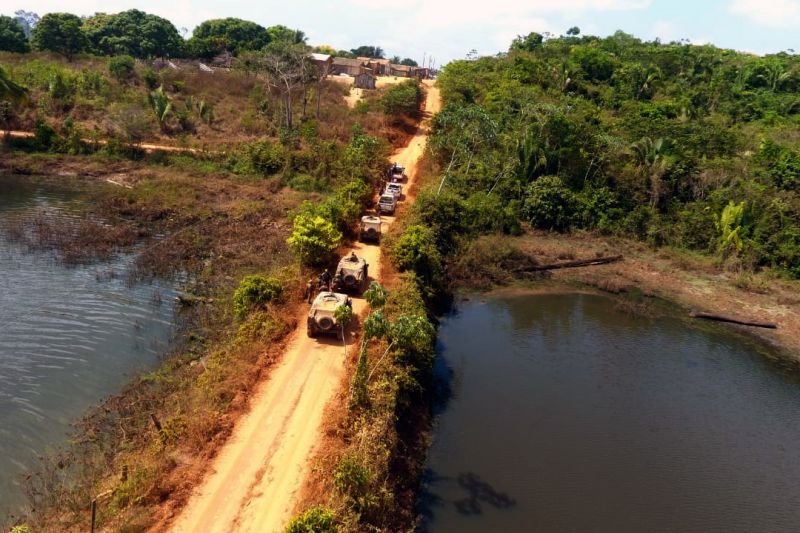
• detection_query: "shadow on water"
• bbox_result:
[418,469,516,531]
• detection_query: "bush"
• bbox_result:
[522,175,577,231]
[380,80,423,116]
[109,55,135,83]
[232,274,283,318]
[286,506,336,533]
[390,224,442,284]
[230,140,289,176]
[287,213,342,266]
[333,454,372,511]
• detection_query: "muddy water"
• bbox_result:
[420,293,800,532]
[0,176,177,519]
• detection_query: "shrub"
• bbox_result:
[287,214,342,266]
[109,55,135,83]
[390,224,442,283]
[142,67,158,89]
[232,275,283,318]
[522,175,577,231]
[286,506,336,533]
[380,80,423,116]
[333,454,372,511]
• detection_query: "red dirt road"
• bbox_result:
[165,82,441,533]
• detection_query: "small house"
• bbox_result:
[331,57,365,76]
[388,64,412,77]
[310,53,333,78]
[354,72,377,89]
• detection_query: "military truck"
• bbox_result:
[307,291,352,338]
[360,215,382,243]
[333,252,369,293]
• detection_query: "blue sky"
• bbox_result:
[4,0,800,64]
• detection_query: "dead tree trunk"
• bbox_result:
[689,311,777,329]
[519,255,623,272]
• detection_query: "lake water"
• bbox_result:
[420,292,800,532]
[0,175,177,519]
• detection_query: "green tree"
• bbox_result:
[511,32,543,52]
[716,200,745,255]
[148,85,172,131]
[31,12,87,60]
[0,15,29,52]
[287,213,342,266]
[188,18,270,58]
[400,57,418,67]
[83,10,183,58]
[390,224,442,283]
[631,137,669,207]
[380,79,422,116]
[566,26,581,36]
[523,175,576,231]
[334,304,353,353]
[350,45,384,58]
[267,24,306,44]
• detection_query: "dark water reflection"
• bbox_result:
[419,293,800,532]
[0,176,177,519]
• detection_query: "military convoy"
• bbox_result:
[306,161,409,341]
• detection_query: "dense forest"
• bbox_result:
[404,30,800,285]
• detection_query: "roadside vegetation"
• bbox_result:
[385,30,800,311]
[0,10,430,531]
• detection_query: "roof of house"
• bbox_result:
[333,57,365,67]
[389,64,412,72]
[310,53,332,62]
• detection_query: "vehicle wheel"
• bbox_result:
[344,274,357,286]
[307,327,316,338]
[318,317,334,331]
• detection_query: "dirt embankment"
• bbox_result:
[155,81,440,533]
[490,232,800,361]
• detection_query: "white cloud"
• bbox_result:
[651,20,678,42]
[730,0,800,28]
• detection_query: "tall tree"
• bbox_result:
[0,15,29,52]
[187,18,270,58]
[244,41,314,129]
[400,57,418,67]
[266,25,306,44]
[350,45,384,58]
[31,12,87,60]
[13,10,39,38]
[83,9,183,58]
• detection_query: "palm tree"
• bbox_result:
[0,66,27,102]
[148,85,172,132]
[0,67,27,136]
[631,137,669,208]
[759,61,790,92]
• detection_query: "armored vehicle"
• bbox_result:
[360,215,382,243]
[307,291,352,338]
[333,252,369,294]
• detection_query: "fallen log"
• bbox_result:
[689,311,777,329]
[520,255,623,272]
